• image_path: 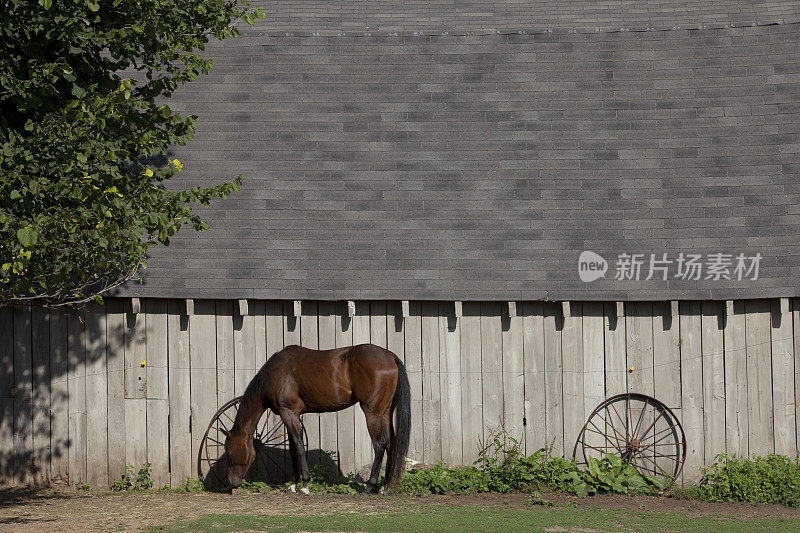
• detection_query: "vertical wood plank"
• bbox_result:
[746,299,773,456]
[652,302,681,409]
[522,302,546,454]
[370,301,388,349]
[190,300,217,480]
[168,299,192,486]
[582,302,604,462]
[215,300,234,409]
[603,302,627,397]
[67,308,87,484]
[701,302,725,465]
[421,301,442,464]
[352,302,372,476]
[724,301,748,457]
[300,301,320,463]
[404,301,424,464]
[123,300,146,399]
[282,300,300,347]
[335,301,355,475]
[460,302,482,464]
[561,302,583,460]
[265,301,284,359]
[794,298,800,460]
[439,302,462,465]
[502,305,525,451]
[145,299,169,486]
[234,305,256,397]
[386,301,405,364]
[317,301,339,468]
[105,300,126,484]
[679,301,704,482]
[543,302,564,457]
[480,302,503,448]
[626,302,654,473]
[13,307,33,485]
[85,304,108,487]
[652,302,681,478]
[0,398,13,484]
[253,300,267,369]
[0,308,13,397]
[771,299,796,456]
[31,306,51,486]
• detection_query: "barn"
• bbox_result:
[2,1,800,488]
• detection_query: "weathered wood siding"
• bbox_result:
[0,298,797,486]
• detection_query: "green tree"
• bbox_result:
[0,0,264,305]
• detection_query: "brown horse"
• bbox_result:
[222,343,411,494]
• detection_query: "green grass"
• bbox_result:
[147,504,800,533]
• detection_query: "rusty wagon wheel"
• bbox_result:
[198,396,307,490]
[579,393,686,482]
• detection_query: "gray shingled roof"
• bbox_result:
[116,9,800,301]
[245,1,800,33]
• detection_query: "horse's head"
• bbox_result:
[222,429,255,489]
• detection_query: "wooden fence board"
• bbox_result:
[105,301,126,485]
[701,301,725,466]
[439,302,462,465]
[189,300,217,481]
[562,303,583,460]
[543,302,564,457]
[253,301,267,369]
[581,302,604,462]
[67,308,86,484]
[215,300,234,410]
[421,301,442,464]
[625,302,654,474]
[502,308,525,450]
[13,307,33,485]
[522,302,545,454]
[30,306,50,486]
[145,299,169,486]
[167,299,192,486]
[724,301,748,457]
[480,302,503,449]
[300,302,320,462]
[352,302,372,477]
[234,307,256,397]
[771,299,796,456]
[603,302,627,397]
[85,304,108,487]
[335,302,355,475]
[679,302,703,483]
[0,308,12,398]
[745,299,773,456]
[794,298,800,460]
[317,301,338,468]
[404,301,424,464]
[123,300,146,400]
[458,303,482,464]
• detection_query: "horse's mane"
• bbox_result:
[230,356,274,434]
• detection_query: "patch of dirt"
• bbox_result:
[0,486,798,532]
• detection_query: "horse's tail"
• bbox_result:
[385,355,411,491]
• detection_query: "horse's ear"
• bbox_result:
[220,428,230,438]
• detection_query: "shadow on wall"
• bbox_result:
[0,304,131,486]
[202,445,344,492]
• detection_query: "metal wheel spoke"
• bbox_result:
[635,450,672,478]
[636,407,667,442]
[598,410,628,445]
[631,397,648,441]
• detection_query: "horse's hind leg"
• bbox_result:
[280,408,310,495]
[363,412,391,495]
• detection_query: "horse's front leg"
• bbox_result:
[281,408,310,495]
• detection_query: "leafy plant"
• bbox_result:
[0,0,264,305]
[110,463,153,492]
[692,454,800,507]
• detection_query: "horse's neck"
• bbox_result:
[234,395,265,437]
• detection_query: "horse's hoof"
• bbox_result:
[299,486,310,495]
[286,484,297,495]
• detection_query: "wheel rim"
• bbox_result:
[198,396,307,490]
[580,393,686,482]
